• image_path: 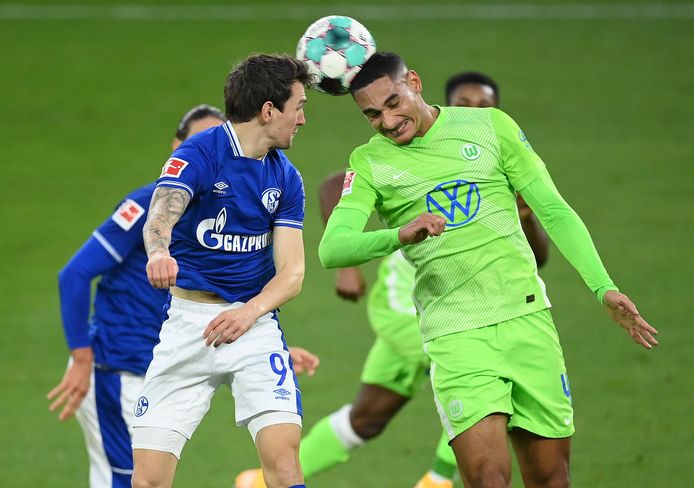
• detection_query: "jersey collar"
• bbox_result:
[223,121,268,162]
[223,121,245,157]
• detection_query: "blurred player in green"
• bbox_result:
[317,52,658,488]
[235,72,549,488]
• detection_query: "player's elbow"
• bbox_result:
[318,236,341,269]
[58,261,80,291]
[283,263,305,299]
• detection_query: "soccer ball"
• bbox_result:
[296,15,376,95]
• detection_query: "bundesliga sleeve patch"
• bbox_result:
[112,199,145,231]
[342,170,356,196]
[160,158,189,178]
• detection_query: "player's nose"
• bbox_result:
[296,110,306,126]
[381,110,398,130]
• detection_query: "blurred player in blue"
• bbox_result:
[48,103,319,488]
[47,104,224,488]
[132,54,313,488]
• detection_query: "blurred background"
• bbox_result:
[1,0,692,486]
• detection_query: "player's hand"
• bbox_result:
[335,267,367,302]
[47,347,93,421]
[398,213,446,245]
[288,347,320,376]
[146,250,178,288]
[203,305,258,347]
[603,290,659,349]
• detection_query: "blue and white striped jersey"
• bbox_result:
[156,121,305,304]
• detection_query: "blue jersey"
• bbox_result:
[59,183,168,375]
[156,121,305,304]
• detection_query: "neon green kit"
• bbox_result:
[319,106,618,438]
[362,250,428,397]
[321,106,617,341]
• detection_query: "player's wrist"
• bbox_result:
[147,248,171,260]
[71,347,94,364]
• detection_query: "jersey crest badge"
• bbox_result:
[160,158,189,178]
[461,143,482,161]
[262,188,282,214]
[342,170,356,196]
[112,199,145,231]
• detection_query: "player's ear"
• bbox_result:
[259,101,274,124]
[407,70,422,94]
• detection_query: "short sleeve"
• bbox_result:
[335,148,378,217]
[92,189,151,263]
[490,108,547,192]
[156,142,214,198]
[274,165,305,229]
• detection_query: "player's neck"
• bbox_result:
[231,121,270,160]
[415,104,440,138]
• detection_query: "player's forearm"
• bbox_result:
[58,238,118,349]
[246,262,304,316]
[143,186,190,257]
[319,207,402,268]
[520,169,618,302]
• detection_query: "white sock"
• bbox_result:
[427,470,450,483]
[328,404,365,450]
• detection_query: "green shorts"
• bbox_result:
[425,309,574,440]
[361,304,430,398]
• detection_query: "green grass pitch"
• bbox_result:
[1,0,692,486]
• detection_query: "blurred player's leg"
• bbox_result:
[75,366,141,488]
[235,379,416,487]
[414,431,457,488]
[74,369,111,487]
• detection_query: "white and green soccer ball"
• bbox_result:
[296,15,376,96]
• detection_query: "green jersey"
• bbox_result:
[367,251,417,335]
[338,107,552,341]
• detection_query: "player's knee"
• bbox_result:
[349,409,390,440]
[131,470,163,488]
[526,464,570,488]
[262,453,302,487]
[464,469,510,488]
[462,460,511,488]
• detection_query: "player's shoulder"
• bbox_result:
[350,134,390,163]
[108,182,156,232]
[268,149,304,188]
[173,124,226,163]
[444,105,499,126]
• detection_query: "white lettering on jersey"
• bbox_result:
[196,208,273,252]
[342,170,356,196]
[160,158,189,178]
[112,199,145,231]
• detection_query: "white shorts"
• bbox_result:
[132,297,302,441]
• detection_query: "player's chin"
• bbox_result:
[382,124,415,145]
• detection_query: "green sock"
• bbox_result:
[299,416,352,478]
[431,430,458,479]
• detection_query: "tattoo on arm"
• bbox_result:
[143,187,191,257]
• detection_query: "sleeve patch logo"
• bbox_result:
[160,158,189,178]
[112,199,145,231]
[342,170,356,196]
